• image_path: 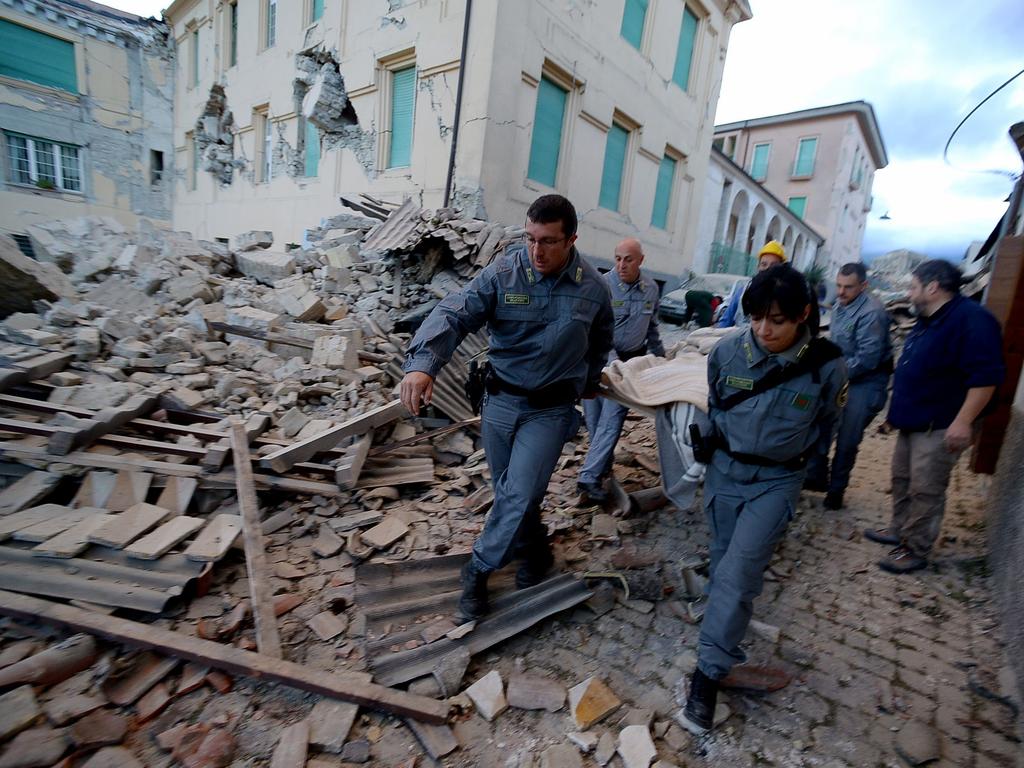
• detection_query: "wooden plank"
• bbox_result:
[261,400,407,473]
[0,504,71,541]
[47,394,159,456]
[88,503,171,549]
[230,420,281,659]
[12,508,101,543]
[104,472,152,512]
[32,514,113,558]
[72,472,116,509]
[155,476,197,515]
[0,471,61,516]
[202,413,271,471]
[183,514,242,562]
[207,321,316,349]
[335,435,372,490]
[369,417,481,456]
[0,590,449,723]
[124,517,204,560]
[354,458,436,489]
[0,352,74,392]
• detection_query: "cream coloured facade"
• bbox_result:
[165,0,751,285]
[713,101,887,277]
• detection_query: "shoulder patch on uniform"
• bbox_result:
[743,342,754,363]
[837,381,849,408]
[612,299,626,307]
[504,293,530,305]
[575,266,583,283]
[644,300,653,311]
[791,392,814,411]
[725,375,754,390]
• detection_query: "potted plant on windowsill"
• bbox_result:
[35,179,56,190]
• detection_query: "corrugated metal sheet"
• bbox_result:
[362,198,425,253]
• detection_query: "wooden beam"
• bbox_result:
[335,435,372,490]
[206,322,315,350]
[47,394,159,456]
[260,400,407,474]
[0,590,450,723]
[202,413,271,471]
[0,352,74,392]
[230,420,281,659]
[369,417,480,456]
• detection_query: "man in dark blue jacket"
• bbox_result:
[865,260,1004,573]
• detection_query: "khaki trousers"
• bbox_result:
[890,429,966,557]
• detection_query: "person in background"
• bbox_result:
[717,241,787,328]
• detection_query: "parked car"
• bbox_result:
[658,273,749,325]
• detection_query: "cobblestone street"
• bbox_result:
[444,416,1022,768]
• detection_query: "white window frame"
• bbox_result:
[262,0,277,50]
[225,2,238,69]
[189,25,199,88]
[750,141,771,181]
[791,135,818,178]
[4,132,83,193]
[254,108,272,182]
[377,49,417,173]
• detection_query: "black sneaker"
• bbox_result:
[576,480,608,505]
[676,668,718,735]
[456,560,490,621]
[864,527,900,546]
[878,545,927,574]
[823,491,844,510]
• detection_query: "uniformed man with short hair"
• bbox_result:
[805,262,893,509]
[577,238,664,503]
[400,194,614,621]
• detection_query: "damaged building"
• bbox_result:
[166,0,752,286]
[0,0,175,238]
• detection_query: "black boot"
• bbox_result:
[456,560,490,622]
[823,490,844,510]
[515,543,554,589]
[678,668,719,735]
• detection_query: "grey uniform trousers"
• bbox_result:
[471,391,579,573]
[806,376,888,493]
[890,428,966,557]
[579,396,630,485]
[698,455,803,680]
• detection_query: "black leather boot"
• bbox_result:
[515,542,554,589]
[678,668,718,734]
[456,560,490,622]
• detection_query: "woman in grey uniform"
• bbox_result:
[679,264,848,734]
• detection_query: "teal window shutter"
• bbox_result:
[229,4,238,66]
[672,6,698,91]
[527,76,567,187]
[650,154,677,229]
[788,196,807,219]
[599,124,629,211]
[794,137,817,176]
[388,65,416,168]
[750,143,770,181]
[191,29,199,87]
[0,19,77,92]
[312,0,324,22]
[305,120,320,177]
[620,0,649,49]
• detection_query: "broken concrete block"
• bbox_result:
[432,646,471,697]
[306,699,358,754]
[617,725,656,768]
[225,305,281,333]
[166,273,215,304]
[234,250,295,285]
[567,731,597,753]
[465,670,507,722]
[276,282,326,321]
[594,731,616,766]
[311,335,358,370]
[507,673,566,712]
[0,233,77,316]
[5,328,60,346]
[2,312,41,331]
[277,407,309,439]
[0,686,40,741]
[360,516,409,549]
[568,677,621,730]
[539,744,582,768]
[234,231,274,251]
[270,721,308,768]
[307,611,348,641]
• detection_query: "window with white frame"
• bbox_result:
[190,27,199,88]
[227,2,238,67]
[264,0,277,49]
[254,110,272,182]
[5,132,82,192]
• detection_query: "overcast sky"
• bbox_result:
[716,0,1024,262]
[111,0,1022,263]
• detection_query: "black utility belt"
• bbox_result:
[485,374,578,409]
[720,445,810,471]
[615,345,647,362]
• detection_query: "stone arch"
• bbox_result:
[765,214,782,243]
[726,189,749,250]
[747,203,766,254]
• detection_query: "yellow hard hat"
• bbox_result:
[758,240,786,262]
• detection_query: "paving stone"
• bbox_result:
[306,699,358,753]
[465,670,508,722]
[507,672,566,712]
[617,724,656,768]
[568,677,621,730]
[0,686,40,741]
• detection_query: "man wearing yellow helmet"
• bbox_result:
[716,241,787,328]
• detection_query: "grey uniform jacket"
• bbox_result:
[829,291,892,382]
[607,270,665,358]
[708,327,848,467]
[403,243,614,396]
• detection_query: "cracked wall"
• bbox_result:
[194,84,242,185]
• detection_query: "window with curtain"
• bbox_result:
[5,132,82,192]
[620,0,649,49]
[793,137,817,177]
[672,6,698,91]
[526,76,567,187]
[0,19,77,92]
[651,154,677,229]
[599,124,629,211]
[388,65,416,168]
[750,142,770,181]
[788,196,807,219]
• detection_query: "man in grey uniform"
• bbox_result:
[400,194,614,621]
[577,238,664,503]
[805,262,892,510]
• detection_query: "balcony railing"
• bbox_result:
[709,241,757,276]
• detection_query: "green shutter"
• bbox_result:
[229,4,238,66]
[794,137,817,176]
[751,143,770,180]
[788,196,807,219]
[651,154,677,229]
[305,120,320,177]
[388,65,415,168]
[672,6,698,91]
[0,19,77,92]
[527,76,567,187]
[620,0,649,49]
[599,124,629,211]
[312,0,324,21]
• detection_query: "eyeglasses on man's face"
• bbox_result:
[525,235,566,249]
